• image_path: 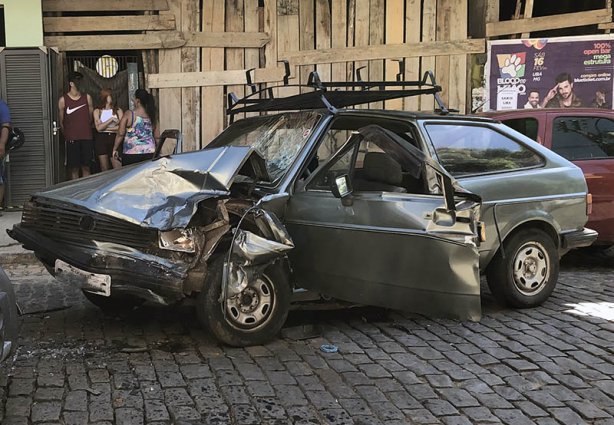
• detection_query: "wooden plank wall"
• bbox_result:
[196,0,472,145]
[189,0,471,144]
[45,0,472,150]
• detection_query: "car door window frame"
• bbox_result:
[294,114,426,194]
[418,120,546,178]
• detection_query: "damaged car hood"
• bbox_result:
[34,147,264,230]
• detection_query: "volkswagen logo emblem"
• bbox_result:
[79,215,96,231]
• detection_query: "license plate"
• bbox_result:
[54,260,111,297]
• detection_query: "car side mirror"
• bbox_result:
[433,207,456,227]
[153,129,183,159]
[331,174,353,206]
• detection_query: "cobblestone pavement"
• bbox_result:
[1,253,614,425]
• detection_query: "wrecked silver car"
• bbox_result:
[9,116,482,346]
[9,73,594,346]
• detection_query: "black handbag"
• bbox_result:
[6,126,25,151]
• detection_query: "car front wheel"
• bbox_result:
[197,256,290,347]
[486,229,559,308]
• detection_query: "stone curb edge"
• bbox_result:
[0,252,39,267]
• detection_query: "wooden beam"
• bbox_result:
[598,22,614,30]
[44,32,185,51]
[43,15,176,33]
[486,9,611,37]
[280,39,485,65]
[148,67,288,88]
[184,31,269,48]
[44,31,269,51]
[521,0,534,38]
[42,0,169,12]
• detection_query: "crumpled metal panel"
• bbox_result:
[33,146,259,230]
[232,229,294,266]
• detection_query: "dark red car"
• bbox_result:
[484,108,614,247]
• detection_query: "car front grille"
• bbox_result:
[22,200,157,249]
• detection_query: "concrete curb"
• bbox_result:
[0,251,38,267]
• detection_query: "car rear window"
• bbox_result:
[552,116,614,160]
[502,118,539,141]
[425,124,544,176]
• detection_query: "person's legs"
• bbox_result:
[94,133,111,171]
[66,140,81,180]
[79,140,94,177]
[98,154,110,171]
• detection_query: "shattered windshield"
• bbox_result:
[208,112,321,183]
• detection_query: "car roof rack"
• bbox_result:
[226,62,451,122]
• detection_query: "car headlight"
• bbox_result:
[159,229,195,253]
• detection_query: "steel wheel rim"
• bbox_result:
[225,274,275,331]
[512,241,550,296]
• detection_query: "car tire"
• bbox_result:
[486,229,559,308]
[197,256,290,347]
[82,290,144,312]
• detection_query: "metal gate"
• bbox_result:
[0,48,58,208]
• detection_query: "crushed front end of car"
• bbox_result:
[11,153,291,337]
[9,113,320,346]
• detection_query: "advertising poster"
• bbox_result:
[485,35,614,111]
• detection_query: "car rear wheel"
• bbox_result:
[197,256,290,347]
[486,229,559,308]
[82,291,144,312]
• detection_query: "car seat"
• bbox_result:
[353,152,407,193]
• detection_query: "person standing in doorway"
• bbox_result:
[93,88,123,171]
[113,89,159,166]
[59,72,94,180]
[0,99,11,214]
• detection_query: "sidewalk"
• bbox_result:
[0,210,36,266]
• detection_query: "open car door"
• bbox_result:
[285,125,483,320]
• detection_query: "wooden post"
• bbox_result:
[354,0,370,95]
[346,0,356,82]
[435,0,451,108]
[181,0,199,151]
[299,0,315,90]
[315,0,332,83]
[405,0,422,111]
[486,0,499,27]
[421,0,436,110]
[369,0,385,108]
[521,0,535,38]
[244,0,260,117]
[449,0,468,113]
[201,0,225,146]
[331,0,348,85]
[225,0,245,121]
[385,0,404,110]
[158,0,182,138]
[277,0,299,96]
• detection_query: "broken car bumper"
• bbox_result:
[561,227,598,250]
[8,225,188,305]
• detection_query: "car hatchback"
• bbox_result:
[9,73,596,346]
